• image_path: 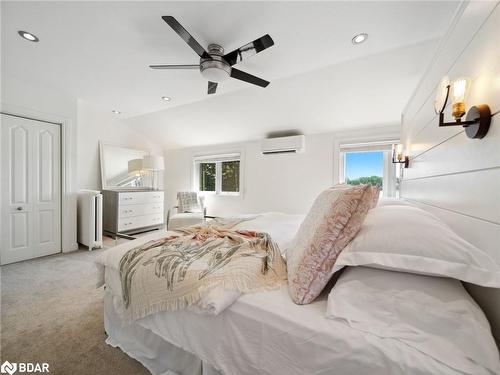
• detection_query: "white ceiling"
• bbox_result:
[124,38,439,148]
[2,1,459,148]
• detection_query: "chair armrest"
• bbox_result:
[166,206,179,230]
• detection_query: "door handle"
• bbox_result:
[16,207,23,211]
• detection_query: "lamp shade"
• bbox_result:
[143,155,164,171]
[128,158,143,176]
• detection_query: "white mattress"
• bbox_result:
[100,213,476,375]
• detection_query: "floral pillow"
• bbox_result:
[287,184,373,304]
[370,185,381,208]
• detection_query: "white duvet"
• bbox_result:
[98,212,500,375]
[96,212,304,316]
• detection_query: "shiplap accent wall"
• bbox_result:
[400,1,500,340]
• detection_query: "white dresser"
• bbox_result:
[103,190,164,237]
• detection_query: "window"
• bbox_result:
[221,160,240,193]
[345,151,383,188]
[194,153,241,195]
[339,141,398,197]
[198,162,216,192]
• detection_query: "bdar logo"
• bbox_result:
[0,361,17,375]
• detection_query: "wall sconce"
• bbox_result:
[434,76,491,139]
[392,144,409,168]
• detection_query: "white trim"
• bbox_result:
[339,139,399,150]
[192,152,240,162]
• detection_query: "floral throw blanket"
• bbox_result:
[119,221,287,321]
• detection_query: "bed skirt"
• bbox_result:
[104,291,223,375]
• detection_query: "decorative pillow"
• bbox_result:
[326,267,500,374]
[287,184,373,304]
[338,183,379,208]
[334,205,500,287]
[177,192,202,213]
[369,185,381,208]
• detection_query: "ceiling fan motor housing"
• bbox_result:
[200,44,231,82]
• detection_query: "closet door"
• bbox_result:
[1,114,61,264]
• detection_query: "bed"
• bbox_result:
[96,207,500,375]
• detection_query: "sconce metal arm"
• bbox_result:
[437,84,491,139]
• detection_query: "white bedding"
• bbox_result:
[97,212,305,315]
[96,212,304,281]
[97,212,498,375]
[327,267,500,374]
[105,279,479,375]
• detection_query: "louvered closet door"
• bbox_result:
[1,114,61,264]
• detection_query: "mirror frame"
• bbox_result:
[99,141,151,190]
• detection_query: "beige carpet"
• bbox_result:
[0,239,150,375]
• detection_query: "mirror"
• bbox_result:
[99,141,152,190]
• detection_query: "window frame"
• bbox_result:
[193,152,242,196]
[338,140,398,198]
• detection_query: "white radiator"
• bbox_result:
[77,190,103,250]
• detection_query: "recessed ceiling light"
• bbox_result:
[112,110,121,114]
[161,96,171,101]
[18,30,39,42]
[352,33,368,45]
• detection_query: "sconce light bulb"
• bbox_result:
[396,144,404,161]
[451,77,469,119]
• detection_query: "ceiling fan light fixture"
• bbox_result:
[352,33,368,45]
[200,60,231,83]
[161,96,171,101]
[18,30,39,42]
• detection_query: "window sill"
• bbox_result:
[198,191,240,197]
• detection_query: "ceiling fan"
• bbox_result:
[150,16,274,95]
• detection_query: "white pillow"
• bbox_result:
[334,205,500,287]
[327,267,500,374]
[377,197,412,207]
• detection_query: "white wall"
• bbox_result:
[1,77,163,252]
[76,100,162,191]
[400,2,500,340]
[164,125,399,216]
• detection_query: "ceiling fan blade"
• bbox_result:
[230,68,269,88]
[162,16,210,59]
[208,81,218,94]
[149,64,199,69]
[223,34,274,66]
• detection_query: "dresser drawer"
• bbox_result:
[118,203,163,218]
[119,191,163,206]
[118,213,164,232]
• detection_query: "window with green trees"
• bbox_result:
[199,162,216,192]
[345,151,383,189]
[221,161,240,192]
[195,154,240,194]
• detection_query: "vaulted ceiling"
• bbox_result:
[2,1,459,148]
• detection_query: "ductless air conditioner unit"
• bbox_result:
[261,135,305,155]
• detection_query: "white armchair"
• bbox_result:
[167,192,207,230]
